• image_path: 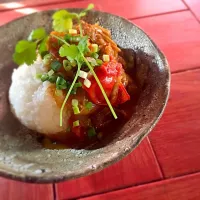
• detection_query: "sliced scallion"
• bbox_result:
[41,74,49,82]
[56,76,67,90]
[72,99,78,107]
[73,120,80,127]
[73,106,80,114]
[48,69,54,76]
[43,54,52,66]
[49,75,58,83]
[51,60,62,71]
[85,102,93,110]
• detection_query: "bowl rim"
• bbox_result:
[0,8,171,183]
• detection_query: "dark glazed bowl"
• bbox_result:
[0,9,170,183]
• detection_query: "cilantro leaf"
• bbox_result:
[78,36,88,53]
[15,40,32,53]
[52,10,77,32]
[79,3,94,17]
[28,28,47,41]
[13,41,37,65]
[39,36,48,57]
[59,44,79,60]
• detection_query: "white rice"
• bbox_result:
[9,57,70,134]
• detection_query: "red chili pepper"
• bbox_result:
[83,60,130,105]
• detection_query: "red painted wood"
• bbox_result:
[0,0,77,11]
[149,69,200,178]
[87,0,187,19]
[0,177,53,200]
[0,0,187,25]
[133,11,200,72]
[184,0,200,21]
[79,172,200,200]
[56,138,163,200]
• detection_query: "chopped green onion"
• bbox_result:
[43,54,52,66]
[96,59,103,66]
[70,82,82,94]
[91,52,99,59]
[64,35,81,43]
[51,60,62,71]
[72,99,78,107]
[56,76,67,90]
[91,44,98,53]
[103,54,110,62]
[41,74,49,82]
[74,82,82,88]
[49,75,58,83]
[73,106,80,114]
[73,120,80,127]
[63,60,72,71]
[85,102,93,110]
[36,73,42,79]
[48,69,54,76]
[84,78,91,88]
[63,60,72,72]
[88,127,96,137]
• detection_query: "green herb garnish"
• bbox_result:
[41,74,49,82]
[73,120,80,127]
[85,102,93,110]
[55,34,117,126]
[52,4,94,36]
[13,40,37,65]
[56,76,68,90]
[28,28,47,42]
[51,60,62,71]
[87,127,96,137]
[13,28,47,65]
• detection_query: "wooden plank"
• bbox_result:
[79,172,200,200]
[0,177,53,200]
[184,0,200,21]
[87,0,187,19]
[0,0,187,25]
[56,138,163,200]
[133,11,200,72]
[149,69,200,178]
[0,0,78,11]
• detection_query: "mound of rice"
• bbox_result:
[9,58,70,134]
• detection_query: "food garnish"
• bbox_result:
[10,3,135,148]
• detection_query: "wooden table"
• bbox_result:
[0,0,200,199]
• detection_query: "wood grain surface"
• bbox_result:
[56,138,163,200]
[0,0,187,18]
[0,178,53,200]
[133,11,200,72]
[79,172,200,200]
[149,69,200,178]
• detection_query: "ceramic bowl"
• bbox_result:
[0,9,170,183]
